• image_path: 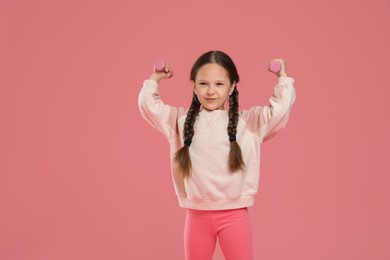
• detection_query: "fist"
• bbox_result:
[269,58,287,77]
[150,63,174,83]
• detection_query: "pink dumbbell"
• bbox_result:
[269,60,281,73]
[154,59,166,72]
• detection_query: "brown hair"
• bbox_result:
[173,50,245,179]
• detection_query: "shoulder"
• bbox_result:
[239,106,263,120]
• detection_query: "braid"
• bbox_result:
[227,87,245,173]
[173,92,200,179]
[184,95,200,145]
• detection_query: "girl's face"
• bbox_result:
[192,63,236,111]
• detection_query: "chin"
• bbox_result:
[204,106,222,111]
[200,101,224,111]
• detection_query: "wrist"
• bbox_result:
[149,74,161,83]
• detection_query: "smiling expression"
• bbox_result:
[192,63,236,111]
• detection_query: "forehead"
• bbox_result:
[196,63,229,81]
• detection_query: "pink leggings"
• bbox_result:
[184,207,253,260]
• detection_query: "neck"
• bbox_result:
[201,107,226,112]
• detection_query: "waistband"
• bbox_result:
[178,194,255,210]
[187,207,248,214]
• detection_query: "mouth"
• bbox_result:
[205,98,217,102]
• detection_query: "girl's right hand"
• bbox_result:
[270,58,288,77]
[149,64,174,84]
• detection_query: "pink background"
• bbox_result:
[1,0,389,259]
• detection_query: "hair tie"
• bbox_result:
[228,134,236,142]
[184,139,192,147]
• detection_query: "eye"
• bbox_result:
[199,82,207,86]
[217,83,224,85]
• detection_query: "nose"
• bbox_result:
[206,86,216,96]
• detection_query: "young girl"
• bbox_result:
[138,50,296,260]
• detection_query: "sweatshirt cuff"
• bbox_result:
[144,79,159,89]
[278,76,294,85]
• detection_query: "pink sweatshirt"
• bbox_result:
[138,76,296,210]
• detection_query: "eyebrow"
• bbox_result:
[197,79,226,82]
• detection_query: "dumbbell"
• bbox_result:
[154,59,166,72]
[268,60,281,73]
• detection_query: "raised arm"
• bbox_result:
[240,59,297,143]
[138,63,187,140]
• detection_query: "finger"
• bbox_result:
[165,64,171,73]
[165,65,174,78]
[166,68,173,78]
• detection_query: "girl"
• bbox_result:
[138,50,296,260]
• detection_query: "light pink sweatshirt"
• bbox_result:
[138,76,296,210]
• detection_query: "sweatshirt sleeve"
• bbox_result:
[240,76,296,143]
[138,79,187,140]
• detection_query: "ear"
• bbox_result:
[229,81,236,96]
[192,80,197,95]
